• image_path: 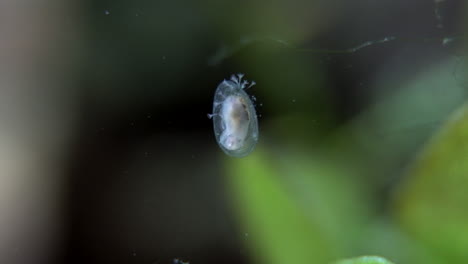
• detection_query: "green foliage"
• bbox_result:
[223,100,468,263]
[333,256,395,264]
[225,146,371,264]
[220,22,468,263]
[394,102,468,262]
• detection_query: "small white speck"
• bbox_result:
[104,10,110,15]
[442,37,454,46]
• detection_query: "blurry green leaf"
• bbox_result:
[356,219,443,264]
[393,102,468,262]
[332,256,395,264]
[345,58,466,186]
[225,145,370,264]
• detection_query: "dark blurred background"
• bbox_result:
[0,0,466,264]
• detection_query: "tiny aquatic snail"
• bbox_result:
[209,73,259,158]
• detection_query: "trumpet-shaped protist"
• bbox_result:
[210,73,258,158]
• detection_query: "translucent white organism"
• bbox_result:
[209,73,259,157]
